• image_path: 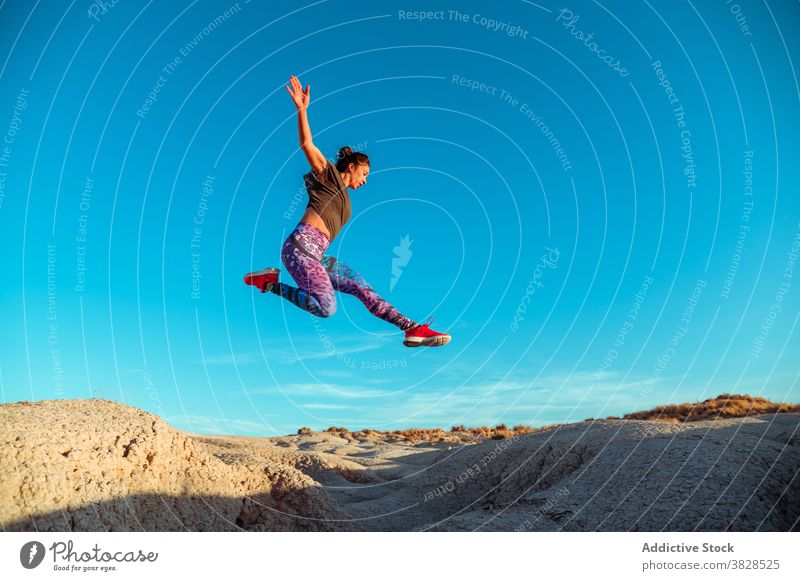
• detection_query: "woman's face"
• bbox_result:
[346,162,369,190]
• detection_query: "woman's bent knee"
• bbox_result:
[313,297,336,318]
[315,304,336,318]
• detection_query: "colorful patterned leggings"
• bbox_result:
[269,222,417,331]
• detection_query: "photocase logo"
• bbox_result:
[390,234,413,292]
[19,541,46,569]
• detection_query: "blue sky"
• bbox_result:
[1,0,798,436]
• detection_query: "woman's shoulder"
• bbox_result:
[314,159,339,176]
[325,159,340,176]
[304,159,330,181]
[326,161,347,187]
[305,160,346,191]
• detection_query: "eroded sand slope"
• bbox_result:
[2,399,798,531]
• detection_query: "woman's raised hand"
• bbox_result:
[285,75,310,110]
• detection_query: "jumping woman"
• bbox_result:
[244,75,451,348]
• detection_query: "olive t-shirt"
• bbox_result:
[303,161,351,242]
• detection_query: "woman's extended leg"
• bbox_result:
[251,222,449,345]
[268,223,337,317]
[320,255,417,331]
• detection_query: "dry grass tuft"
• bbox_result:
[379,423,561,444]
[612,393,800,423]
[292,394,798,443]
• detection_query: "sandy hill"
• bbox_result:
[1,395,798,531]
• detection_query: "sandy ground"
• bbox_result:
[2,399,798,531]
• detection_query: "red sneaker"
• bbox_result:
[403,316,451,347]
[244,267,280,293]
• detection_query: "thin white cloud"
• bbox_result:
[202,335,393,367]
[165,414,275,436]
[270,342,385,363]
[200,353,264,365]
[300,402,353,410]
[337,375,660,429]
[245,382,389,399]
[316,370,400,385]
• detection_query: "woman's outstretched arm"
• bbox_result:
[285,75,327,174]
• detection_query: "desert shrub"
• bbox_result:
[618,394,800,423]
